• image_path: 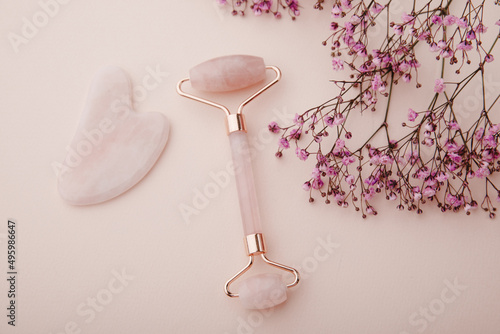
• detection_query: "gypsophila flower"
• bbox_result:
[332,57,344,71]
[219,0,299,19]
[434,78,445,93]
[268,121,280,133]
[296,148,309,161]
[266,0,500,219]
[408,108,418,122]
[279,138,290,149]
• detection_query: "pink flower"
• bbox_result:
[431,15,443,25]
[325,115,334,127]
[253,7,262,16]
[466,30,476,40]
[332,57,344,71]
[344,22,356,36]
[289,128,301,140]
[371,74,383,91]
[279,138,290,149]
[350,15,361,25]
[436,172,449,182]
[364,187,375,200]
[257,0,273,11]
[401,12,414,23]
[413,187,422,201]
[379,155,393,165]
[434,78,445,93]
[408,108,418,122]
[489,124,500,135]
[443,15,457,26]
[333,113,346,125]
[370,155,380,164]
[485,54,494,63]
[475,23,487,33]
[441,49,454,58]
[398,61,410,72]
[302,181,311,191]
[268,122,280,133]
[296,148,309,161]
[341,0,352,10]
[416,168,430,179]
[445,141,461,152]
[429,42,439,52]
[446,163,457,172]
[483,135,496,148]
[475,127,484,140]
[393,25,404,35]
[311,177,324,189]
[418,31,430,41]
[423,187,436,197]
[464,203,477,213]
[342,156,355,166]
[456,41,472,51]
[371,2,383,14]
[293,113,304,125]
[331,4,342,18]
[448,152,462,164]
[475,167,490,178]
[457,17,468,29]
[446,194,461,207]
[345,174,355,184]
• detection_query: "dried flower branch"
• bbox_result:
[217,0,300,19]
[268,0,500,218]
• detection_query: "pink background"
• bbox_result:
[1,1,499,333]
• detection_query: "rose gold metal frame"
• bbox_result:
[176,66,282,134]
[224,233,300,298]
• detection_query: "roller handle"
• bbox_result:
[228,131,263,236]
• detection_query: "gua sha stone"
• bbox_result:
[57,66,169,205]
[189,55,266,92]
[238,274,287,309]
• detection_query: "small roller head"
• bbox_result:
[238,274,287,309]
[189,55,266,92]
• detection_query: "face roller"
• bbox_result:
[177,55,299,309]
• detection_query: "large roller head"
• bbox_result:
[189,55,266,92]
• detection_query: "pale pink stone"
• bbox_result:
[229,131,263,235]
[238,274,287,309]
[189,55,266,92]
[57,66,169,205]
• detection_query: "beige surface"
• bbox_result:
[1,1,499,333]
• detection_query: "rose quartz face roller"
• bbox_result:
[177,55,299,309]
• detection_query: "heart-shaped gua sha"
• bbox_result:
[57,66,169,205]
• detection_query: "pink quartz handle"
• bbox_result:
[229,131,263,236]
